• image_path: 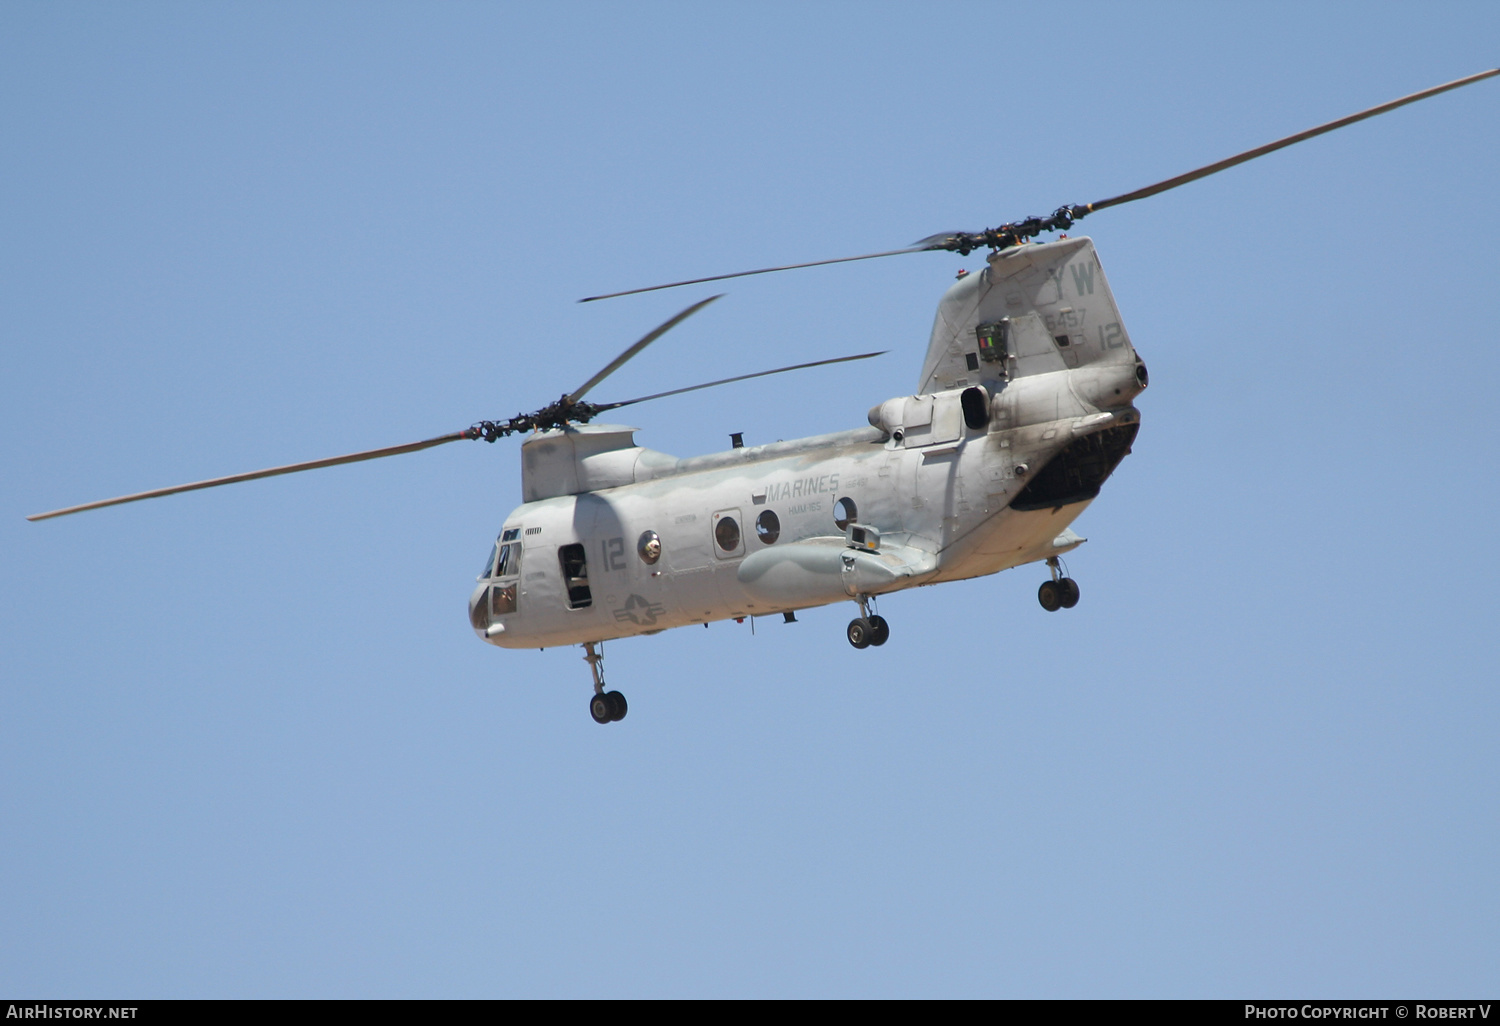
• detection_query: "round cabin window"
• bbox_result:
[833,497,858,532]
[755,509,780,544]
[714,516,741,552]
[637,530,661,565]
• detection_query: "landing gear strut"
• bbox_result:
[583,641,627,724]
[846,595,890,649]
[1037,557,1081,612]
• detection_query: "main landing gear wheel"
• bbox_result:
[867,614,890,647]
[1040,557,1080,613]
[847,617,873,649]
[1058,578,1080,609]
[1038,580,1063,612]
[589,693,613,724]
[1038,578,1081,612]
[589,690,628,724]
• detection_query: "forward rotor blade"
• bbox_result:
[595,350,888,411]
[566,294,723,401]
[27,430,470,521]
[1085,67,1500,213]
[577,249,925,303]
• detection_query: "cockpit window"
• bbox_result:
[480,533,525,580]
[495,542,520,578]
[491,583,517,616]
[478,542,499,580]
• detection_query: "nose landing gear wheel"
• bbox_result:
[847,617,873,649]
[867,614,890,647]
[582,641,627,724]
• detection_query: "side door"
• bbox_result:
[519,522,563,616]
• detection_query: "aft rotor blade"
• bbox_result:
[1085,67,1500,213]
[596,350,888,411]
[565,294,723,401]
[578,249,926,303]
[27,430,470,521]
[580,69,1499,300]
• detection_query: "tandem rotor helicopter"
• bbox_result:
[30,70,1499,724]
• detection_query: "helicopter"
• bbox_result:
[29,68,1498,725]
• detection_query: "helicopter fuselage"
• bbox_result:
[473,371,1144,649]
[470,236,1146,649]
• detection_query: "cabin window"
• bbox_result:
[712,509,745,558]
[638,530,661,565]
[557,544,592,609]
[833,497,858,531]
[755,510,780,545]
[715,516,740,552]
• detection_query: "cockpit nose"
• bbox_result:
[469,583,489,635]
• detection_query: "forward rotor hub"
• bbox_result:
[465,396,604,443]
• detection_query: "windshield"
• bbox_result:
[478,542,499,580]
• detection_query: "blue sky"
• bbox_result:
[3,2,1498,997]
